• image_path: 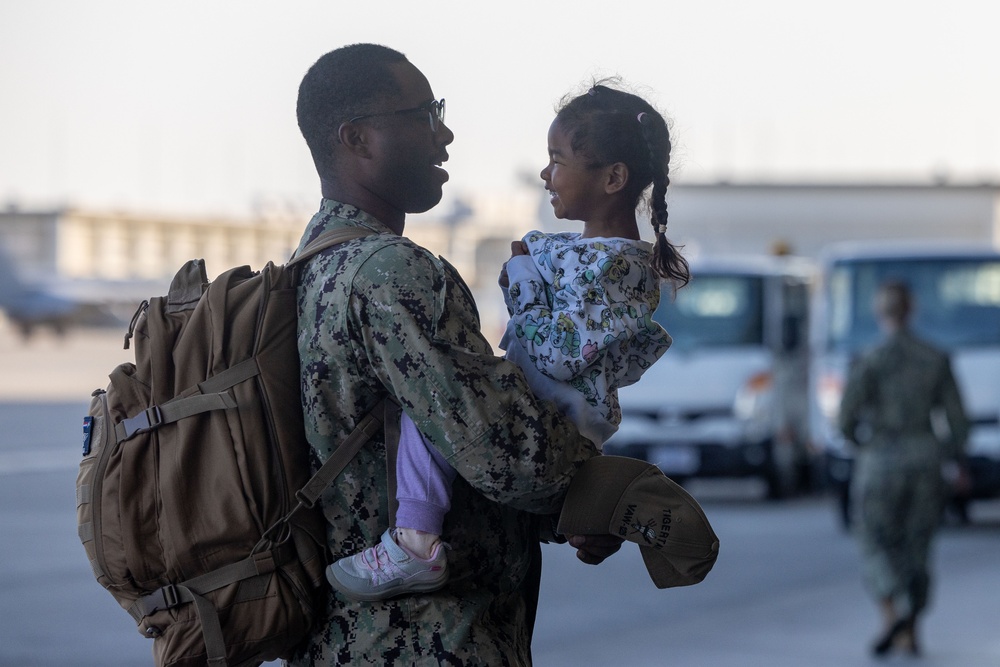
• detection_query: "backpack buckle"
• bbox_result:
[143,406,163,430]
[134,583,182,618]
[118,405,164,442]
[160,583,180,609]
[294,489,317,509]
[128,584,184,623]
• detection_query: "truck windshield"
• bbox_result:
[653,274,764,348]
[826,257,1000,352]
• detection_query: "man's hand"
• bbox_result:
[565,534,625,565]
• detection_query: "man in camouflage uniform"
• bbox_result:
[839,280,968,657]
[289,44,619,666]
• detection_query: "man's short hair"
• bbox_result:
[297,44,408,176]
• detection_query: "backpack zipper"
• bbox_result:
[255,266,290,526]
[123,301,148,350]
[89,388,116,584]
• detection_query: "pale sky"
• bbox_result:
[1,0,998,220]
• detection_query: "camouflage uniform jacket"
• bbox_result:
[290,200,598,667]
[839,329,969,466]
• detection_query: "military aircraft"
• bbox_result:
[0,245,163,340]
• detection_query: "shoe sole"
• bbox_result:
[328,571,449,602]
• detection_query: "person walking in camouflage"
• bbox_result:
[839,280,969,657]
[289,43,622,666]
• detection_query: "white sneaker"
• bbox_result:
[326,529,448,602]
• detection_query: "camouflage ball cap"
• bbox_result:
[557,456,720,588]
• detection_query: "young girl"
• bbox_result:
[327,81,689,601]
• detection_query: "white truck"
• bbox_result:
[809,241,1000,524]
[606,254,815,499]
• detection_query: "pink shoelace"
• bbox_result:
[357,542,407,584]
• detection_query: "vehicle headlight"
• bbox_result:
[817,371,844,423]
[733,371,773,425]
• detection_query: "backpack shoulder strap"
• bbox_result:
[294,397,391,509]
[382,400,402,526]
[288,226,372,267]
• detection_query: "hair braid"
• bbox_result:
[639,113,689,287]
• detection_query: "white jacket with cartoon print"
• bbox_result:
[501,230,672,446]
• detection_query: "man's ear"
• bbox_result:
[605,162,629,195]
[336,121,372,158]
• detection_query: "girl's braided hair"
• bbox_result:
[555,80,689,286]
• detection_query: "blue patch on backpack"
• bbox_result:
[83,416,94,456]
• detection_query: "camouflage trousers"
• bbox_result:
[851,454,945,616]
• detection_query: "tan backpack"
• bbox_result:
[76,227,384,666]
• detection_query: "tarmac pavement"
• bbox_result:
[2,323,999,666]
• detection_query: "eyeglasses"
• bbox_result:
[348,98,446,133]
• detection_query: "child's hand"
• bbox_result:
[510,241,528,257]
[498,241,528,288]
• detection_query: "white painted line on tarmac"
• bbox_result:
[0,450,79,474]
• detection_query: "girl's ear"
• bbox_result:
[605,162,629,195]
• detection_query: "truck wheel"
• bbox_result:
[764,442,797,500]
[837,484,851,530]
[765,467,794,500]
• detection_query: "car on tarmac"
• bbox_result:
[605,253,815,499]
